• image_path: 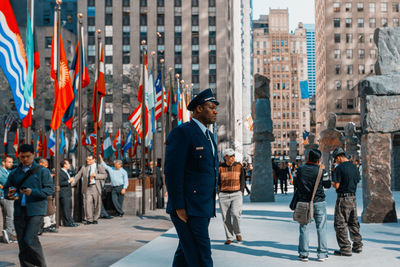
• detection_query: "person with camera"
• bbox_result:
[3,144,54,267]
[293,149,331,262]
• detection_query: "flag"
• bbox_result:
[303,130,310,145]
[63,30,90,129]
[123,130,132,154]
[35,131,41,157]
[165,83,171,113]
[89,131,97,146]
[145,68,155,110]
[69,128,78,153]
[50,9,74,130]
[155,72,163,120]
[12,128,19,157]
[42,134,47,158]
[112,129,121,152]
[132,134,139,157]
[128,104,143,137]
[60,130,65,154]
[137,52,148,103]
[0,1,29,120]
[103,130,113,159]
[3,116,14,155]
[48,130,55,156]
[82,130,88,146]
[92,42,105,124]
[177,84,183,125]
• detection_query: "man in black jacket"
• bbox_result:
[60,160,79,227]
[294,149,331,262]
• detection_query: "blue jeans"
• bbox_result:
[298,201,328,259]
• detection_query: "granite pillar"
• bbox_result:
[250,74,275,202]
[391,134,400,191]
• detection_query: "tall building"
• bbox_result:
[253,9,309,157]
[304,24,316,97]
[315,0,400,135]
[77,0,252,157]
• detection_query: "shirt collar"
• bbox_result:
[192,118,208,135]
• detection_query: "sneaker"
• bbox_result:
[334,250,352,256]
[224,240,233,245]
[2,230,10,244]
[317,256,328,262]
[236,235,242,242]
[298,255,309,262]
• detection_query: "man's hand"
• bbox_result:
[176,208,188,223]
[20,188,32,196]
[69,178,74,183]
[121,188,126,195]
[7,188,18,200]
[0,184,3,189]
[90,173,96,180]
[320,163,325,169]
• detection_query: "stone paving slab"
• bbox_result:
[0,209,173,267]
[113,187,400,267]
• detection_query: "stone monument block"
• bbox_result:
[374,27,400,75]
[361,133,398,223]
[251,74,275,202]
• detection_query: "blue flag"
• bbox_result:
[60,130,65,154]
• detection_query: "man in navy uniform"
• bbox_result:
[165,88,219,267]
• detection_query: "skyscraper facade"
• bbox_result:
[304,24,316,97]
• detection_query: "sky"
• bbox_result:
[252,0,315,31]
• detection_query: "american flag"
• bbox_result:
[128,104,143,136]
[154,72,163,120]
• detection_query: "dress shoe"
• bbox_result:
[118,213,124,217]
[334,250,352,256]
[65,223,79,227]
[92,220,98,224]
[224,240,233,245]
[43,227,58,233]
[101,215,113,219]
[2,230,10,244]
[236,235,242,242]
[83,221,92,225]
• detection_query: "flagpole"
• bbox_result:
[77,13,83,172]
[54,0,62,229]
[141,40,147,215]
[166,68,173,135]
[95,29,102,165]
[160,59,166,208]
[151,51,157,210]
[173,73,179,129]
[25,0,35,145]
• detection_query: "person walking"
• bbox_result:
[218,148,245,245]
[99,156,129,217]
[294,149,331,262]
[272,159,278,194]
[59,160,79,227]
[277,161,290,194]
[155,159,164,209]
[165,88,219,267]
[38,159,57,234]
[72,155,107,224]
[0,155,16,243]
[331,147,363,256]
[4,144,54,267]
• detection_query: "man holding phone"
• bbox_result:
[3,144,54,267]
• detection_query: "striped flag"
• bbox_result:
[123,130,132,154]
[0,1,29,120]
[165,83,171,113]
[112,129,121,152]
[13,128,19,158]
[92,42,105,124]
[154,72,163,120]
[48,130,55,156]
[3,115,14,155]
[103,130,113,159]
[128,104,143,136]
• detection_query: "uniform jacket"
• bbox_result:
[73,164,107,194]
[164,120,219,218]
[4,161,54,216]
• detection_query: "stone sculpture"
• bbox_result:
[343,122,360,161]
[250,74,275,202]
[304,133,318,160]
[288,131,297,163]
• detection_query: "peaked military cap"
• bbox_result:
[187,88,219,111]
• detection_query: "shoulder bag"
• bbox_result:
[293,167,323,225]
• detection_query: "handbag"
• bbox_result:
[293,167,323,225]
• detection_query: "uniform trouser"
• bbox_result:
[83,186,101,222]
[334,196,363,252]
[111,185,125,215]
[170,213,212,267]
[14,209,46,267]
[299,201,328,259]
[218,191,243,241]
[0,198,16,236]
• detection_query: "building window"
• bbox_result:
[123,0,130,7]
[369,2,375,12]
[157,0,164,6]
[359,49,365,59]
[334,18,340,27]
[347,99,354,109]
[45,37,52,48]
[347,80,353,90]
[369,18,376,28]
[335,80,341,90]
[105,14,112,25]
[369,34,374,43]
[359,34,364,43]
[123,36,130,45]
[345,2,351,12]
[209,16,216,26]
[370,64,375,73]
[175,36,182,45]
[123,14,130,26]
[192,0,199,7]
[88,17,95,26]
[336,99,342,109]
[347,65,353,74]
[105,0,112,6]
[358,18,364,27]
[334,49,341,59]
[394,18,400,27]
[174,0,182,6]
[123,56,130,64]
[345,18,352,27]
[192,15,199,26]
[334,34,341,43]
[346,33,353,43]
[335,64,341,74]
[358,64,365,74]
[105,37,112,45]
[393,2,400,12]
[105,56,112,64]
[333,2,340,12]
[88,0,95,7]
[346,49,353,59]
[381,2,388,12]
[357,2,364,11]
[370,49,376,58]
[140,0,147,7]
[174,16,182,25]
[209,0,216,7]
[140,14,147,26]
[381,18,388,27]
[157,14,164,26]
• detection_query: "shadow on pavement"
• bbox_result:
[134,226,170,232]
[363,238,400,246]
[0,262,16,267]
[138,215,170,221]
[162,233,179,239]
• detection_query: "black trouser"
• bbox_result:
[334,196,363,252]
[156,185,164,209]
[111,185,125,215]
[60,189,74,226]
[14,208,46,267]
[274,179,278,193]
[279,179,287,194]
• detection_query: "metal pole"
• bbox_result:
[166,68,173,135]
[151,51,157,210]
[95,30,102,165]
[54,1,61,229]
[25,0,34,145]
[76,14,83,222]
[141,40,147,215]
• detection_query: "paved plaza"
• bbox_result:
[114,186,400,267]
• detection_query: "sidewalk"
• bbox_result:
[113,187,400,267]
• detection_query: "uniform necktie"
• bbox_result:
[206,129,215,156]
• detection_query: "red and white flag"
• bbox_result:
[13,128,19,158]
